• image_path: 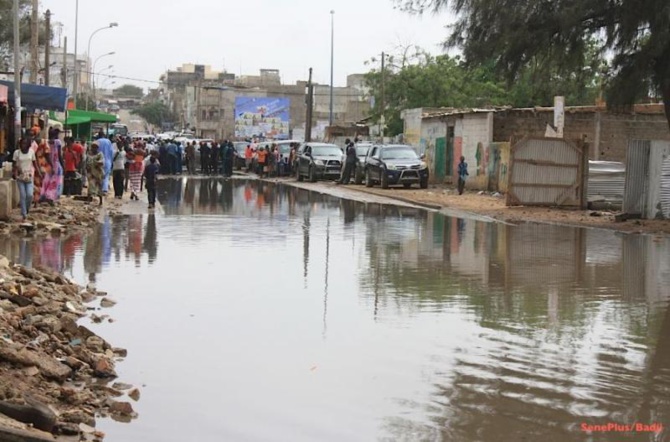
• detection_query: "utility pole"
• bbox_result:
[380,52,385,143]
[61,36,67,88]
[44,10,51,86]
[329,10,334,127]
[73,0,79,107]
[13,0,22,145]
[30,0,39,83]
[305,67,314,142]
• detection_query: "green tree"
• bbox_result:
[131,102,174,127]
[395,0,670,128]
[75,93,96,111]
[114,84,144,99]
[0,1,51,70]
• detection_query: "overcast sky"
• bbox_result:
[40,0,453,91]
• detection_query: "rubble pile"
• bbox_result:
[0,255,137,441]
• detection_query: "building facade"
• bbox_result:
[161,64,371,140]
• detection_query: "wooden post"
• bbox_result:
[44,10,51,86]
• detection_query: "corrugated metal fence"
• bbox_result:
[624,140,670,219]
[506,137,587,208]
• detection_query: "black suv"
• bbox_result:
[295,143,344,182]
[364,144,429,189]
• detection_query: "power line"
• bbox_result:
[82,70,370,98]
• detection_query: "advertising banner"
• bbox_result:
[235,97,290,139]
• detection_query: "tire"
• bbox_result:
[309,166,317,183]
[296,165,304,182]
[420,177,428,189]
[365,169,373,187]
[381,170,389,189]
[403,183,412,189]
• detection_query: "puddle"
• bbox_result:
[2,178,669,441]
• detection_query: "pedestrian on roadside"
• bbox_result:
[112,141,126,199]
[96,135,114,195]
[166,140,179,175]
[185,142,196,175]
[244,144,253,173]
[257,146,268,177]
[62,138,81,197]
[338,139,357,185]
[457,156,469,195]
[223,141,235,177]
[143,156,159,209]
[12,138,38,221]
[85,142,104,206]
[211,142,220,175]
[128,147,145,201]
[200,142,211,175]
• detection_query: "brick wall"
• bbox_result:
[493,109,670,162]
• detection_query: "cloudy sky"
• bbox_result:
[41,0,453,90]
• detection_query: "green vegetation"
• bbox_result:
[113,84,144,99]
[365,47,604,136]
[131,101,174,127]
[394,0,670,129]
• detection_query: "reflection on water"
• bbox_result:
[0,214,159,279]
[3,178,670,442]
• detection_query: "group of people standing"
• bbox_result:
[12,126,65,221]
[183,140,237,177]
[243,142,295,178]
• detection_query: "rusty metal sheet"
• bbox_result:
[506,138,586,207]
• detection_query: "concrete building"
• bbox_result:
[402,103,670,187]
[161,64,371,140]
[0,45,88,96]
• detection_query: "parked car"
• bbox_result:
[295,143,343,182]
[353,142,373,184]
[364,144,429,189]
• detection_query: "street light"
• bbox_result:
[329,10,334,127]
[85,22,118,107]
[91,53,114,110]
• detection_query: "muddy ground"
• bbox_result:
[0,194,137,441]
[282,179,670,236]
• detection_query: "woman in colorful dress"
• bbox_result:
[32,139,50,206]
[85,142,104,205]
[128,146,145,200]
[39,139,64,204]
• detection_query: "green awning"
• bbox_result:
[64,115,91,126]
[67,109,118,124]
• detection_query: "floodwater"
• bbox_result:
[1,178,670,442]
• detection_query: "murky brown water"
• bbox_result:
[2,178,670,441]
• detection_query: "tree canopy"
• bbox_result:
[131,102,174,127]
[365,47,603,136]
[394,0,670,128]
[114,84,144,99]
[0,1,50,70]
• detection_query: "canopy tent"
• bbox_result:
[0,80,67,111]
[49,109,118,141]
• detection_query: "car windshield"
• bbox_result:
[381,147,418,160]
[356,146,370,156]
[279,145,291,155]
[311,146,342,156]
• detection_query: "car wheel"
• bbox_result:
[403,183,412,189]
[420,177,428,189]
[309,166,317,183]
[296,165,304,182]
[365,169,373,187]
[381,170,389,189]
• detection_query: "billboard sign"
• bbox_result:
[234,97,290,139]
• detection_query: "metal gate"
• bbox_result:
[506,137,587,208]
[622,140,651,216]
[660,155,670,219]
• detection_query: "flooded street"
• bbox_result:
[2,178,670,441]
